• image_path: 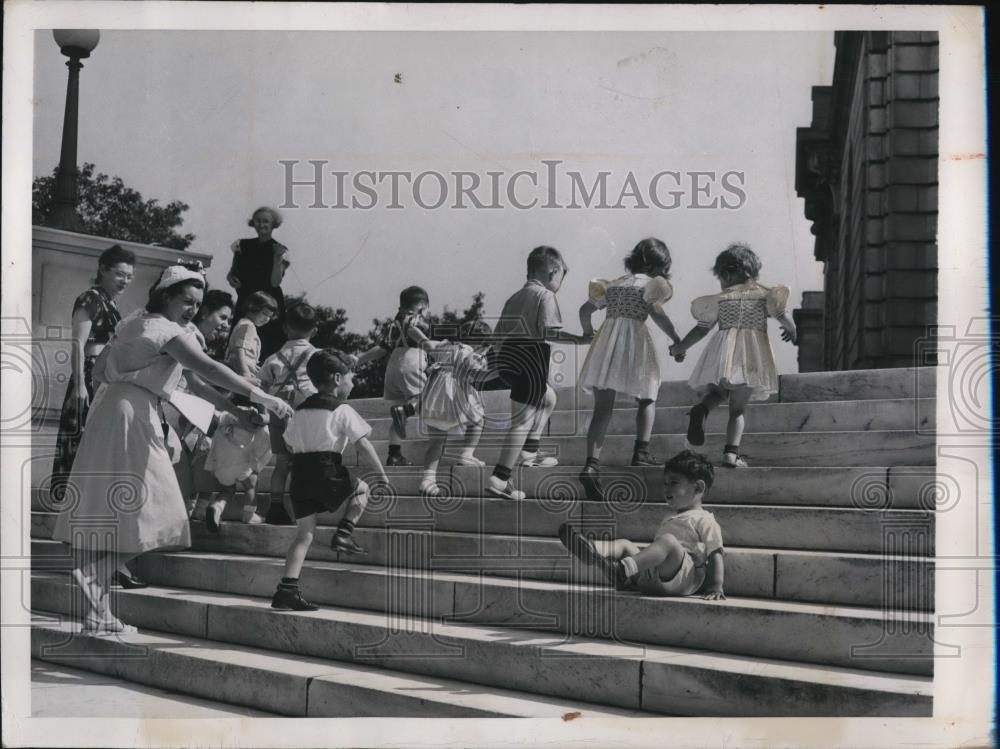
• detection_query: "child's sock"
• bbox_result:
[388,444,403,458]
[491,464,512,483]
[633,440,650,453]
[584,456,600,471]
[522,438,541,457]
[333,518,357,543]
[620,556,639,579]
[422,468,436,483]
[402,402,417,418]
[723,444,739,455]
[277,576,299,592]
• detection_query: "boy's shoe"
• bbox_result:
[390,405,409,439]
[271,588,319,612]
[243,513,266,525]
[517,451,559,467]
[557,523,628,588]
[454,455,486,467]
[630,449,660,467]
[112,570,148,590]
[485,476,526,501]
[331,535,368,555]
[419,478,442,497]
[578,465,605,502]
[686,405,709,446]
[721,452,750,468]
[386,454,414,467]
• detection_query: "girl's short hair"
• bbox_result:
[306,348,353,387]
[193,290,235,323]
[399,286,430,310]
[664,450,715,491]
[248,206,283,229]
[624,237,672,278]
[713,243,762,281]
[98,244,137,271]
[246,291,279,314]
[145,278,205,313]
[527,246,567,276]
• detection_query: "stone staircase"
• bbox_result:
[28,367,937,717]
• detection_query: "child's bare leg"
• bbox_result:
[206,486,233,531]
[632,397,658,465]
[420,428,448,495]
[625,534,685,581]
[388,397,418,463]
[487,401,537,498]
[281,514,316,580]
[241,474,264,523]
[520,386,557,465]
[258,454,288,518]
[592,538,642,560]
[459,420,484,460]
[331,481,369,554]
[725,387,754,449]
[586,388,617,460]
[687,388,727,446]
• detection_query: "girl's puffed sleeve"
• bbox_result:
[691,295,720,328]
[587,279,610,309]
[765,285,791,318]
[642,277,674,311]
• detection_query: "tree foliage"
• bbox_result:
[33,162,195,250]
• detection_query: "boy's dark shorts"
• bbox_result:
[290,452,359,520]
[495,340,551,408]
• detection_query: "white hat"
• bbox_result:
[154,265,205,292]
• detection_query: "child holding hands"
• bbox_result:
[670,243,797,468]
[271,350,390,612]
[577,237,681,500]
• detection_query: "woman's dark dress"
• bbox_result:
[231,237,287,360]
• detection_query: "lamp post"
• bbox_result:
[46,29,100,232]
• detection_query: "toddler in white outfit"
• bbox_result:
[204,408,272,530]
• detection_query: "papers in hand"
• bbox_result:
[168,390,215,434]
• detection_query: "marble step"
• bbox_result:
[31,574,933,716]
[342,367,936,418]
[30,532,935,610]
[362,431,933,468]
[32,489,935,554]
[29,618,643,718]
[28,461,942,513]
[351,397,935,441]
[33,552,933,675]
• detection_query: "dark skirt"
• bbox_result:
[49,355,96,506]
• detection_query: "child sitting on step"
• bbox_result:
[418,320,499,497]
[257,302,319,525]
[577,237,681,501]
[669,243,797,468]
[558,450,725,599]
[271,349,391,612]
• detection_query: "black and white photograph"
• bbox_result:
[1,3,991,747]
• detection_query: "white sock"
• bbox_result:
[620,556,639,578]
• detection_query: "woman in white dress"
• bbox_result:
[577,238,681,500]
[670,243,797,467]
[51,266,292,634]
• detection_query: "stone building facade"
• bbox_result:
[794,31,938,370]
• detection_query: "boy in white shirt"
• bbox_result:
[558,450,725,599]
[271,349,391,611]
[258,302,318,524]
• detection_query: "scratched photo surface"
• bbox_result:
[1,4,990,749]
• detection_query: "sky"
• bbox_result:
[33,30,835,377]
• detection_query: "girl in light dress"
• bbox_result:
[577,238,681,501]
[417,320,499,497]
[670,243,797,468]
